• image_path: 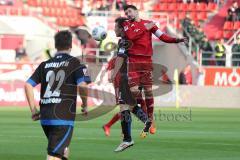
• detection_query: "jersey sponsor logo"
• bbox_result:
[40,98,62,104]
[45,61,69,69]
[134,29,140,32]
[82,68,90,77]
[204,67,240,87]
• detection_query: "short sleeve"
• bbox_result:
[117,47,127,58]
[151,25,159,34]
[26,63,43,87]
[75,61,91,85]
[117,40,128,58]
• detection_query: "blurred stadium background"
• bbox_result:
[0,0,239,159]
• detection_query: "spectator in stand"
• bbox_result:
[214,38,226,66]
[227,1,240,21]
[179,64,192,85]
[194,27,206,45]
[194,0,210,4]
[116,0,126,11]
[97,0,111,11]
[15,43,28,62]
[0,0,13,5]
[200,37,213,66]
[232,35,240,66]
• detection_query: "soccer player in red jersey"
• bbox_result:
[123,5,188,134]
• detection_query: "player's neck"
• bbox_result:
[135,17,141,22]
[57,50,71,54]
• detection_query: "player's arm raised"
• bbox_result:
[150,23,188,43]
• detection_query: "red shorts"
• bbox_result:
[127,55,153,88]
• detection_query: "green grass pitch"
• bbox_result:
[0,107,240,160]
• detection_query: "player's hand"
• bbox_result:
[31,107,40,121]
[108,72,115,83]
[145,22,155,30]
[178,37,189,44]
[81,105,88,116]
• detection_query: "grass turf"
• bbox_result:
[0,107,240,160]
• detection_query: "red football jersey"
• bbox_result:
[123,19,179,58]
[123,19,158,56]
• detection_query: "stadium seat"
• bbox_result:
[233,22,240,30]
[223,21,234,30]
[223,31,233,39]
[41,0,47,7]
[61,1,67,8]
[27,0,37,7]
[160,0,168,3]
[197,3,207,12]
[10,8,18,15]
[21,9,29,16]
[0,8,6,15]
[75,0,83,8]
[167,0,176,3]
[49,8,55,17]
[159,4,168,12]
[194,20,199,27]
[42,8,49,16]
[190,12,198,21]
[56,18,62,26]
[207,3,217,11]
[198,12,207,21]
[169,11,178,19]
[176,21,181,29]
[188,3,196,12]
[168,3,177,12]
[215,31,223,39]
[178,3,187,12]
[152,5,159,11]
[178,12,186,20]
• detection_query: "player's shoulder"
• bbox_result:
[141,19,152,23]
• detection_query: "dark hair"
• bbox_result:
[115,17,128,28]
[123,5,138,11]
[54,30,72,51]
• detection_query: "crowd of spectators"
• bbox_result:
[226,1,240,21]
[181,15,240,67]
[182,16,206,58]
[232,35,240,66]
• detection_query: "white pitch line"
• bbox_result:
[0,134,239,147]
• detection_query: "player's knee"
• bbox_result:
[120,104,130,112]
[144,88,153,97]
[130,86,141,96]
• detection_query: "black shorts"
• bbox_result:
[42,125,74,158]
[118,76,136,106]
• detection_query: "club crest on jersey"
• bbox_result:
[119,48,125,54]
[124,26,128,31]
[134,29,140,32]
[83,68,89,76]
